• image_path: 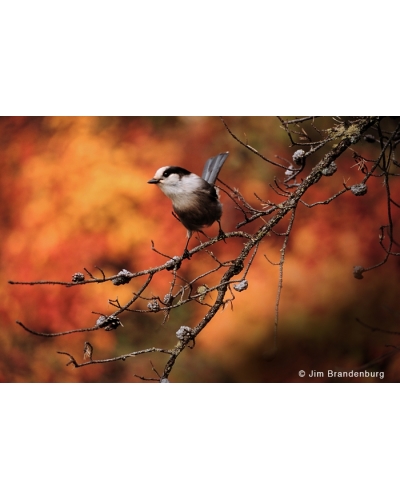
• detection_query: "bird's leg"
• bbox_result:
[182,231,192,260]
[217,220,227,244]
[171,211,191,259]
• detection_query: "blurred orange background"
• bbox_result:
[1,116,399,382]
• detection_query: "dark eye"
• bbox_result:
[162,171,170,178]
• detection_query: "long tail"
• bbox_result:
[201,151,229,185]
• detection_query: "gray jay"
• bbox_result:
[148,152,229,257]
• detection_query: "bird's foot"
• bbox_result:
[218,226,227,244]
[182,248,191,260]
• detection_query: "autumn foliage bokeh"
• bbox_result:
[1,116,400,382]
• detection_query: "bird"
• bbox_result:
[148,152,229,258]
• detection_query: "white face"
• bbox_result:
[148,167,204,202]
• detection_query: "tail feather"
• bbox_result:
[201,152,229,185]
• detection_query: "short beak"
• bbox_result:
[147,178,159,184]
